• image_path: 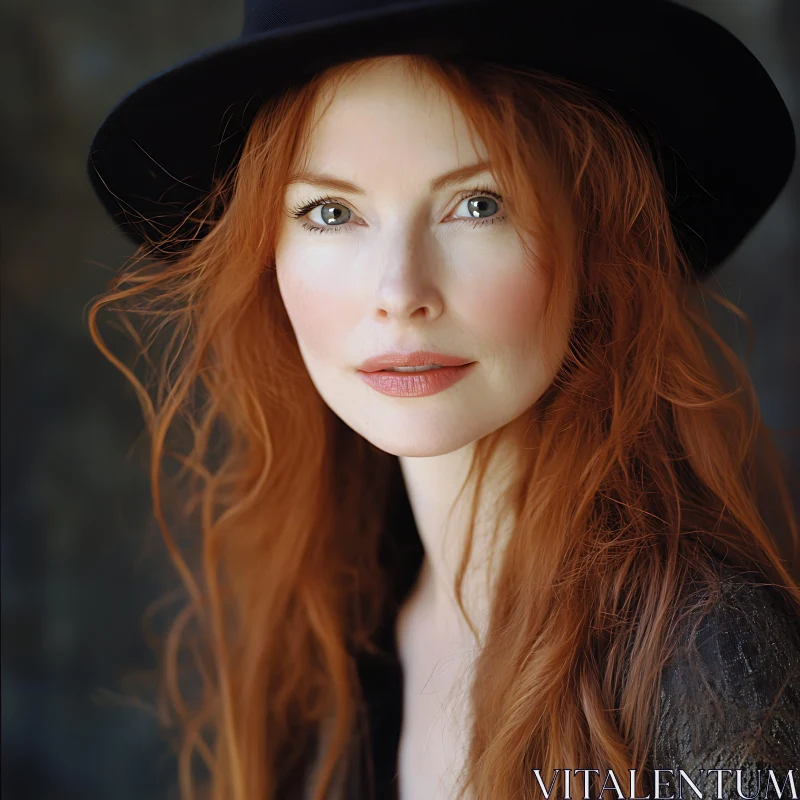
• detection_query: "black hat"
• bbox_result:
[87,0,795,280]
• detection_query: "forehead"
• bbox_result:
[295,59,488,178]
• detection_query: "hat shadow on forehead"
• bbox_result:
[293,56,488,181]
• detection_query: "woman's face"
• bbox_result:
[276,59,571,457]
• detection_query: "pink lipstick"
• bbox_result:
[357,350,476,398]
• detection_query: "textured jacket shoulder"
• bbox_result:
[652,567,800,793]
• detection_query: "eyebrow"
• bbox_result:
[286,160,493,195]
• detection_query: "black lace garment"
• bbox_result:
[336,558,800,800]
[652,568,800,798]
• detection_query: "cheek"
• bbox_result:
[462,262,546,348]
[276,264,356,363]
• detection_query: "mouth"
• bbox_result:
[358,350,473,373]
[378,364,446,373]
[357,360,476,398]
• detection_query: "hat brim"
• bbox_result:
[87,0,795,278]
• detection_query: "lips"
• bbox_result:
[356,350,476,397]
[381,364,444,373]
[358,350,473,373]
[358,362,476,398]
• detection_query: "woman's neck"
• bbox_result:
[397,416,525,645]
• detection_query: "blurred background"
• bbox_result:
[1,1,798,798]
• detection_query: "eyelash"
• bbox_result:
[288,185,506,235]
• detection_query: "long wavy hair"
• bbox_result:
[87,54,800,800]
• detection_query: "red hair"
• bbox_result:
[87,54,800,800]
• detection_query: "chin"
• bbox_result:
[365,432,470,458]
[313,379,521,458]
[335,404,487,458]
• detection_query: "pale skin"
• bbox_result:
[275,57,573,799]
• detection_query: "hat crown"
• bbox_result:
[242,0,414,36]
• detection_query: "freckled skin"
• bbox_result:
[275,58,569,458]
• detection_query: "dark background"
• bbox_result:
[1,1,798,798]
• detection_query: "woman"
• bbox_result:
[85,1,800,799]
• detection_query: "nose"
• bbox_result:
[372,231,444,322]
